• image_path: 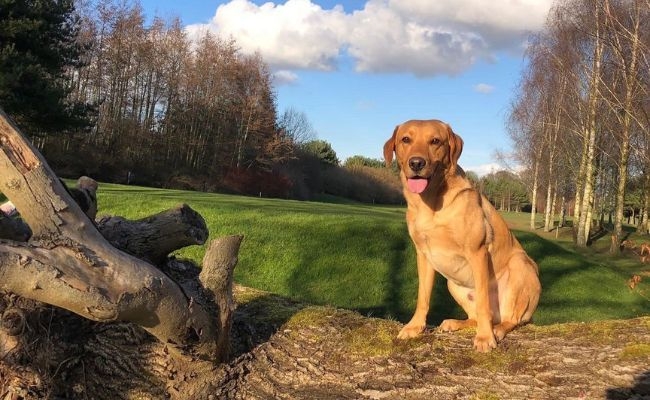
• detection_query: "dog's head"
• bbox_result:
[383,119,463,194]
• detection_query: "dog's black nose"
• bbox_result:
[409,157,426,172]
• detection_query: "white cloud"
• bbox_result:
[387,0,552,50]
[186,0,553,76]
[474,83,495,94]
[464,162,525,177]
[190,0,348,70]
[273,70,299,85]
[346,1,488,76]
[464,162,504,177]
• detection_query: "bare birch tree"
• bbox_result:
[509,0,648,248]
[602,0,646,252]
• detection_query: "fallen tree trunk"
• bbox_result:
[0,107,240,361]
[97,204,209,265]
[1,285,648,399]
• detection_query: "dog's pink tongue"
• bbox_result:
[407,178,428,194]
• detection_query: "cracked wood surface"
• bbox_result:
[211,306,649,400]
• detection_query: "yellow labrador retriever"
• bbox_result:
[384,119,541,352]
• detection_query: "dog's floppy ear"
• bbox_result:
[383,125,399,167]
[447,125,464,174]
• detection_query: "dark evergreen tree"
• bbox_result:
[344,155,384,169]
[0,0,90,134]
[302,140,340,166]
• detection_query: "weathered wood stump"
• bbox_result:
[0,106,244,397]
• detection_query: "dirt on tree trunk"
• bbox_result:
[1,283,648,400]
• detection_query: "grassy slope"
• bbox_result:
[96,183,649,326]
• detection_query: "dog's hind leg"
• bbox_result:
[492,321,517,341]
[439,318,476,332]
[493,254,541,341]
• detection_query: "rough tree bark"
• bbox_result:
[1,286,648,399]
[0,107,240,361]
[200,237,241,362]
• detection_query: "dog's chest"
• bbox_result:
[425,247,475,287]
[410,222,475,288]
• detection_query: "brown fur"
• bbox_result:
[384,119,541,352]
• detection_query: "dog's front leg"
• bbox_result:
[398,251,434,339]
[468,246,497,352]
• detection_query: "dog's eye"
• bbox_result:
[430,138,441,145]
[401,136,411,144]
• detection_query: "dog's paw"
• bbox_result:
[473,333,497,353]
[492,322,515,342]
[439,318,477,332]
[493,327,507,342]
[439,319,463,332]
[397,323,425,339]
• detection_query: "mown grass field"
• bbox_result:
[91,183,648,326]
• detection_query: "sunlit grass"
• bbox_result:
[97,183,649,326]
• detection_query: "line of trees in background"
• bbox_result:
[508,0,649,250]
[477,170,530,213]
[43,1,286,189]
[0,0,405,204]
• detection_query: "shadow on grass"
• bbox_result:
[283,221,413,320]
[514,229,649,325]
[277,219,649,329]
[354,237,464,326]
[340,226,644,327]
[356,237,465,327]
[281,218,465,327]
[354,234,411,320]
[588,226,610,245]
[231,200,647,334]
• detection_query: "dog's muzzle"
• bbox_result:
[406,157,430,194]
[408,157,426,172]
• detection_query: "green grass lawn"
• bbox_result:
[93,183,649,326]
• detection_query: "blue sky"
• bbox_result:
[138,0,553,175]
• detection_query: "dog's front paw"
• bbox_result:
[473,333,497,353]
[397,323,425,339]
